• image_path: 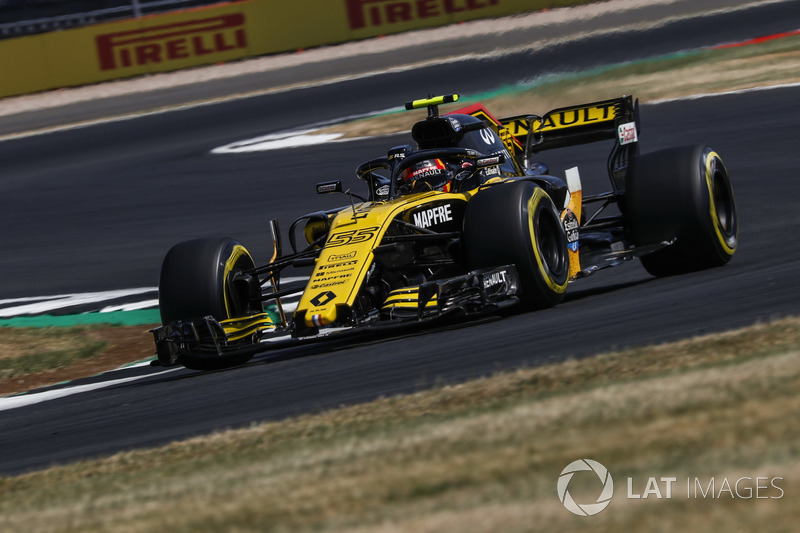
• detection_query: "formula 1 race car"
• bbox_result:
[151,94,738,369]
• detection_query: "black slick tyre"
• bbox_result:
[158,237,260,370]
[627,145,737,276]
[463,180,569,309]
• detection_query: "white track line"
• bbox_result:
[647,81,800,104]
[0,367,183,411]
[0,288,157,318]
[0,277,310,318]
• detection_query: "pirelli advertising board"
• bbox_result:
[0,0,555,99]
[95,13,249,72]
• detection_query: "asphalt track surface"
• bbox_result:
[1,0,800,475]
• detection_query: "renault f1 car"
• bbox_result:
[152,94,738,369]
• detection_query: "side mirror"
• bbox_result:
[316,181,343,195]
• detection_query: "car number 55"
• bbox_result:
[326,227,379,247]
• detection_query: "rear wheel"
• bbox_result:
[627,145,738,276]
[463,181,569,309]
[158,237,261,369]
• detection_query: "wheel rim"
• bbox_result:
[535,205,568,280]
[223,245,257,318]
[705,152,737,257]
[225,265,250,317]
[712,167,736,239]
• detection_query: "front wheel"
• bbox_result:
[627,145,738,276]
[158,237,261,369]
[463,181,569,309]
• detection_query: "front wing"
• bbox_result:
[152,265,519,365]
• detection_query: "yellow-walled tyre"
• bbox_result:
[159,237,261,325]
[627,145,738,276]
[158,237,261,370]
[464,181,569,309]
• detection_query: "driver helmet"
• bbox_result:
[400,158,453,192]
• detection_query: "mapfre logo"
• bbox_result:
[96,14,247,71]
[345,0,499,30]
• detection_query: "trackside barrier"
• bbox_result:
[0,0,580,99]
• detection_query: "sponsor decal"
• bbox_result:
[479,128,496,145]
[506,102,617,137]
[309,291,337,307]
[317,183,340,193]
[312,275,350,282]
[328,251,357,262]
[376,184,390,197]
[96,14,247,71]
[477,155,501,166]
[483,165,500,177]
[404,159,447,183]
[312,276,352,287]
[562,209,580,252]
[318,260,358,270]
[346,0,499,30]
[311,280,349,289]
[411,167,444,180]
[618,122,638,145]
[314,268,355,279]
[413,204,453,229]
[464,107,521,152]
[482,270,507,289]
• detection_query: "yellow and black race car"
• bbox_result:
[152,94,738,369]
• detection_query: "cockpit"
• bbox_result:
[356,114,518,200]
[411,113,517,177]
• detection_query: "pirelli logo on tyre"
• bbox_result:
[95,14,247,71]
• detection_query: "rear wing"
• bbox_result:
[500,95,639,191]
[500,95,639,153]
[451,94,640,191]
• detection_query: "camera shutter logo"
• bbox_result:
[557,459,614,516]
